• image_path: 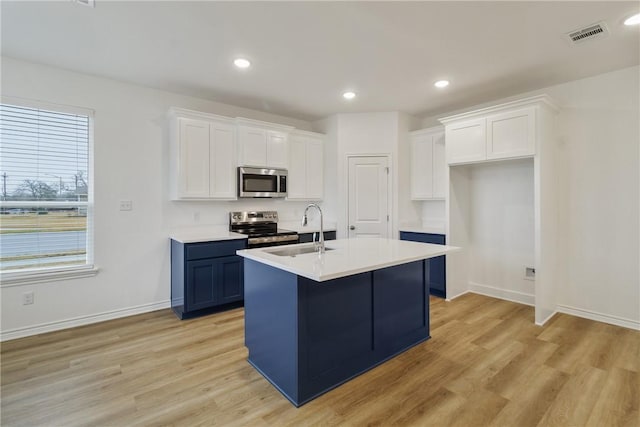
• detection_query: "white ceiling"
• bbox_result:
[1,1,638,122]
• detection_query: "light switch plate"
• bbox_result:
[119,200,133,211]
[23,291,34,305]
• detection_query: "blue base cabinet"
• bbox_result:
[171,239,247,319]
[400,231,446,298]
[298,230,336,243]
[244,258,429,406]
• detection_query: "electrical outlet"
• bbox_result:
[119,200,133,211]
[22,291,34,305]
[524,267,536,281]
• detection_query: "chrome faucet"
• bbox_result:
[302,203,324,253]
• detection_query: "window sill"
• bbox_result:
[0,265,100,287]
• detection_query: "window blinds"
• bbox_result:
[0,103,91,272]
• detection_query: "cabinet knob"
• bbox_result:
[349,225,356,230]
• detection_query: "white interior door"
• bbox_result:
[347,156,389,238]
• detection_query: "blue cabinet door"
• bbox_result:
[173,239,247,319]
[185,259,219,311]
[217,256,244,304]
[400,232,446,298]
[373,261,428,356]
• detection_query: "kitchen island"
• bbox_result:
[237,238,459,406]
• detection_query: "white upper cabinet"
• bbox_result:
[432,132,447,199]
[178,118,210,199]
[169,108,237,200]
[287,131,324,201]
[236,118,293,168]
[238,127,267,167]
[486,107,535,160]
[287,136,307,199]
[440,95,556,166]
[266,131,288,169]
[209,122,236,199]
[445,118,486,165]
[410,127,446,200]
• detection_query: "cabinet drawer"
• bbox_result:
[185,239,247,260]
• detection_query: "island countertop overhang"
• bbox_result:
[236,237,460,282]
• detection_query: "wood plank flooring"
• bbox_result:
[1,293,638,426]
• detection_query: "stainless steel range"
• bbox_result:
[229,211,298,248]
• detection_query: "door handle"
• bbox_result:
[349,225,356,230]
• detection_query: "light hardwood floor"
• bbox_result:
[1,293,638,426]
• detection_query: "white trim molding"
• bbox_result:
[1,265,100,287]
[0,300,171,341]
[535,310,558,327]
[445,289,470,302]
[468,281,535,306]
[556,304,640,331]
[438,94,559,124]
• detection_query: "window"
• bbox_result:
[0,99,94,279]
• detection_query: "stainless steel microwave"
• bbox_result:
[238,167,287,198]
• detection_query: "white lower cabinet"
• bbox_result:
[287,131,324,200]
[410,127,446,200]
[170,109,237,200]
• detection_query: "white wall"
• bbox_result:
[314,112,418,239]
[468,159,535,305]
[552,67,639,326]
[427,66,640,328]
[0,57,321,339]
[312,115,339,230]
[446,166,472,300]
[421,201,446,230]
[398,113,423,230]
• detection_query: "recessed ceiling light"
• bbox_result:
[343,91,356,100]
[234,58,251,69]
[624,13,640,26]
[434,80,450,88]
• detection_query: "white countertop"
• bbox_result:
[169,222,337,244]
[237,238,459,282]
[170,226,247,243]
[278,221,337,234]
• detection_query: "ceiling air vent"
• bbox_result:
[73,0,95,7]
[566,22,609,44]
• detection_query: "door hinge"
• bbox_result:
[387,214,389,222]
[385,167,389,174]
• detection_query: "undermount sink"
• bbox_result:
[266,245,334,257]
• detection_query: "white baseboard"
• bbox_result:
[535,309,558,326]
[1,300,171,342]
[468,281,535,307]
[445,289,470,302]
[556,304,640,331]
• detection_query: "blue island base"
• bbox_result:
[243,258,430,407]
